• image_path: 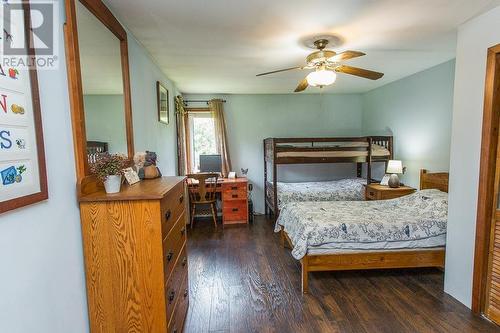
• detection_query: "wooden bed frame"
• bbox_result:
[86,141,108,165]
[264,136,393,218]
[280,169,449,293]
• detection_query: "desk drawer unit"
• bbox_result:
[222,181,248,225]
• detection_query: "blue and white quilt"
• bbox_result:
[275,189,448,259]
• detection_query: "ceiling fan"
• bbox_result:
[256,39,384,92]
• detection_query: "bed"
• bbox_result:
[276,169,449,293]
[264,136,393,218]
[276,178,366,209]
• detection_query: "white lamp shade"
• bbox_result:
[386,160,403,174]
[306,69,337,87]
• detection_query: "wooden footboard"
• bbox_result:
[281,230,445,294]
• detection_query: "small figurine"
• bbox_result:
[134,151,162,180]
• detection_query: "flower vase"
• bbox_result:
[104,175,122,194]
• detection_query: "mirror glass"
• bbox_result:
[76,1,127,160]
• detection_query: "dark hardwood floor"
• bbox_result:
[184,215,499,333]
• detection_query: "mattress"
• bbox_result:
[275,189,448,260]
[307,234,446,255]
[276,143,390,158]
[307,246,445,256]
[276,178,366,209]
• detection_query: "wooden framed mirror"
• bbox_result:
[64,0,134,182]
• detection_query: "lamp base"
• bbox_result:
[388,174,400,188]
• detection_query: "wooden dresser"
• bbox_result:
[79,177,189,332]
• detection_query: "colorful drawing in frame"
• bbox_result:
[0,1,47,214]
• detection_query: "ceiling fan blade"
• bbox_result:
[329,50,365,62]
[335,65,384,80]
[294,78,308,92]
[256,66,302,77]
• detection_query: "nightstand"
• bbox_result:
[365,183,416,200]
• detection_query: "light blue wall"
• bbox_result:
[183,93,364,213]
[446,6,500,308]
[362,60,455,187]
[185,61,456,213]
[0,2,88,332]
[0,2,182,332]
[128,35,180,176]
[84,94,127,153]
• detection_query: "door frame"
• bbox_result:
[472,43,500,314]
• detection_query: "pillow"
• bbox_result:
[391,189,448,218]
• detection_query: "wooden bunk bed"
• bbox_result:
[263,136,393,217]
[280,169,449,293]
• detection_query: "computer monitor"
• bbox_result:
[199,154,222,173]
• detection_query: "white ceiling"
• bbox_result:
[77,1,123,95]
[103,0,500,94]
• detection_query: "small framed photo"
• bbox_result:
[157,81,169,124]
[123,167,140,185]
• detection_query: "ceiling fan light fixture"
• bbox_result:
[306,69,337,87]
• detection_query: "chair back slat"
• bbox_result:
[187,173,219,203]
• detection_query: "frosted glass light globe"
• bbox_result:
[306,69,337,87]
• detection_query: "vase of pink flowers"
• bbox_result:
[91,153,129,194]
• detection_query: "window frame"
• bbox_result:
[184,107,217,173]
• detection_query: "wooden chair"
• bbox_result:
[187,173,219,229]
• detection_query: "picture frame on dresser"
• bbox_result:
[0,1,48,214]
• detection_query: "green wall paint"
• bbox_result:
[185,61,455,213]
[84,94,127,154]
[128,34,180,176]
[183,94,364,213]
[362,60,455,187]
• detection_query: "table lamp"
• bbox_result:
[386,160,403,188]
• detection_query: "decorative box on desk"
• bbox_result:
[365,183,416,200]
[222,177,249,225]
[79,177,189,333]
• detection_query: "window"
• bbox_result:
[187,111,217,172]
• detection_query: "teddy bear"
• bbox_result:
[134,151,162,180]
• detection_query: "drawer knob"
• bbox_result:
[231,186,238,190]
[168,291,175,303]
[179,195,184,204]
[232,208,238,212]
[182,257,187,267]
[165,209,172,221]
[184,289,188,298]
[180,227,186,235]
[173,329,178,333]
[166,251,174,262]
[232,194,238,198]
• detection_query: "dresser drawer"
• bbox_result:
[222,183,247,201]
[223,200,248,222]
[163,213,187,281]
[365,188,379,200]
[166,245,188,325]
[168,275,189,333]
[161,182,186,238]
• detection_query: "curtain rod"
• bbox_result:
[183,99,227,105]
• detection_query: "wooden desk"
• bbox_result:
[188,177,248,225]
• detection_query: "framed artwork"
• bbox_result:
[0,2,48,214]
[157,81,169,124]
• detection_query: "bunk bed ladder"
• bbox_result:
[263,140,268,216]
[367,137,373,184]
[272,139,278,221]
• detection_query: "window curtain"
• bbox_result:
[208,99,232,177]
[175,95,188,175]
